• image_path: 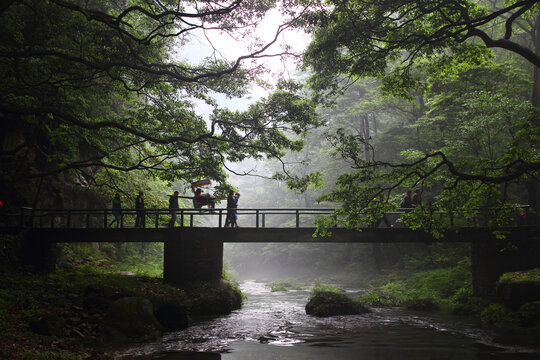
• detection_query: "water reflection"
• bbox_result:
[114,281,539,360]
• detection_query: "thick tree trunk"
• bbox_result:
[526,15,540,224]
[532,15,540,108]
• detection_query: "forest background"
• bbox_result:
[1,0,539,301]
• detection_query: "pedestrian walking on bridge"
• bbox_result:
[135,191,145,228]
[109,193,122,228]
[169,191,179,227]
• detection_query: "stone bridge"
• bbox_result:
[3,207,539,298]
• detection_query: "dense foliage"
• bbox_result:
[295,0,540,235]
[0,0,321,208]
[301,0,539,99]
[1,0,539,357]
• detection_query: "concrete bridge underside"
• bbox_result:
[18,226,540,298]
[23,226,540,243]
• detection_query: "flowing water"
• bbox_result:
[113,281,539,360]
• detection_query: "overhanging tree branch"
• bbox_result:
[367,151,540,185]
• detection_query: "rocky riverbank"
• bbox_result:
[0,271,242,360]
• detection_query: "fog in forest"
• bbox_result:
[2,1,539,358]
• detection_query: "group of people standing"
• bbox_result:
[109,191,145,228]
[400,189,422,210]
[168,189,241,227]
[108,189,240,228]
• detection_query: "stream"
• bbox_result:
[113,281,539,360]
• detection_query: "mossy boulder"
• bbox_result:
[497,269,540,308]
[142,283,191,331]
[100,296,163,342]
[480,303,513,326]
[305,291,370,317]
[479,301,540,347]
[190,280,242,316]
[83,283,129,313]
[517,301,540,327]
[154,302,190,331]
[28,313,66,336]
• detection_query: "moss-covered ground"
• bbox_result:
[0,270,182,359]
[0,235,242,360]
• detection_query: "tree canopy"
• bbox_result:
[297,0,540,232]
[302,0,539,98]
[0,0,321,205]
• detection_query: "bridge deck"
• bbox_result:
[19,226,540,243]
[2,206,537,244]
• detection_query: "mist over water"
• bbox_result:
[114,281,539,360]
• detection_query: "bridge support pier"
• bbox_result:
[471,233,540,299]
[21,231,57,273]
[163,233,223,287]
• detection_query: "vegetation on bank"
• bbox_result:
[478,269,540,347]
[357,257,472,310]
[268,280,305,292]
[1,270,178,359]
[57,242,165,278]
[0,235,242,360]
[352,264,540,347]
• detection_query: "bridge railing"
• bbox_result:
[7,207,340,229]
[1,205,531,229]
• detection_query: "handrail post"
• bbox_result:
[218,209,223,228]
[262,213,265,228]
[120,213,124,228]
[296,209,300,228]
[256,210,259,228]
[190,213,193,227]
[67,210,71,229]
[104,209,108,228]
[155,209,159,228]
[86,212,90,228]
[180,209,184,227]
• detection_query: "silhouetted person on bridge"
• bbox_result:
[225,190,236,228]
[109,193,122,228]
[411,189,422,207]
[400,190,413,211]
[232,193,240,227]
[169,191,179,227]
[135,191,145,228]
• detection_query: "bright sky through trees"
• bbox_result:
[182,7,311,114]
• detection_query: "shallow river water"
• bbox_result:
[113,281,539,360]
